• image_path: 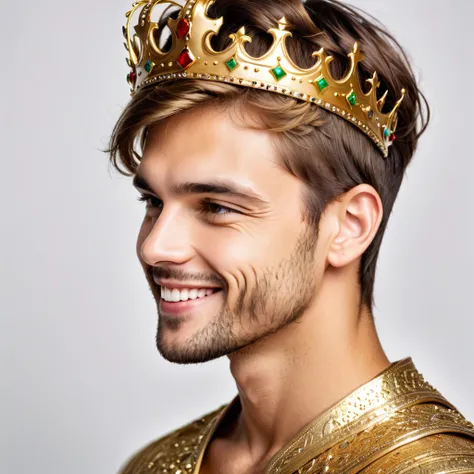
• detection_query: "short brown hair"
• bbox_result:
[106,0,430,313]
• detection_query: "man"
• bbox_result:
[108,0,474,472]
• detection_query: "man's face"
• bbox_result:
[134,105,326,363]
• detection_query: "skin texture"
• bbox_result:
[134,104,390,474]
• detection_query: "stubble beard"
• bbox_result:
[156,224,319,364]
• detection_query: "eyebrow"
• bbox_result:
[132,174,270,206]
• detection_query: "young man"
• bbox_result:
[108,0,474,472]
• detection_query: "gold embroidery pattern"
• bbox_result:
[267,359,454,473]
[118,359,474,474]
[291,405,474,474]
[360,434,474,473]
[119,406,225,474]
[402,456,474,474]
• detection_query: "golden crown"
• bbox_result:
[123,0,406,157]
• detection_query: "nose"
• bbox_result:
[138,206,194,267]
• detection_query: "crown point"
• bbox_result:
[278,17,288,30]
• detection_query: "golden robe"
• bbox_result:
[119,358,474,473]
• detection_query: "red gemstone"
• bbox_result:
[177,48,195,69]
[390,133,396,141]
[127,71,136,86]
[176,18,190,39]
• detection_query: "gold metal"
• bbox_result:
[118,358,474,474]
[122,0,406,158]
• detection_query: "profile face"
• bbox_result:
[134,105,326,363]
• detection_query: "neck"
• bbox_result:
[225,265,390,464]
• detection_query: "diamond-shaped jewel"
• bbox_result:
[177,48,195,69]
[225,56,239,71]
[127,71,136,86]
[144,60,155,73]
[384,128,391,138]
[315,75,329,92]
[346,90,357,106]
[176,18,190,39]
[270,65,287,81]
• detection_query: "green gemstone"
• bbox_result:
[384,128,390,138]
[316,76,329,92]
[347,91,357,106]
[225,57,239,71]
[145,60,154,73]
[270,66,287,81]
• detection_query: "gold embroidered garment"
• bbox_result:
[119,358,474,473]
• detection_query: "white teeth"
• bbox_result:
[161,287,218,302]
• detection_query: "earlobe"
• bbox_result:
[327,185,383,268]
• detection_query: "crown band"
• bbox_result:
[122,0,405,158]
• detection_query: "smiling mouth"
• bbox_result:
[159,288,223,315]
[160,287,222,303]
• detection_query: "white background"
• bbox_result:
[1,0,473,473]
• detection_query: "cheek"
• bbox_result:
[209,237,267,310]
[203,229,265,272]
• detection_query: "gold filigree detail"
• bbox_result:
[266,358,457,474]
[118,404,227,474]
[294,405,474,474]
[360,434,474,474]
[117,358,474,474]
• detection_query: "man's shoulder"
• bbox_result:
[118,404,226,474]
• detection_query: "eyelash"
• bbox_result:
[136,193,236,217]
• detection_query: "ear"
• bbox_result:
[327,184,383,268]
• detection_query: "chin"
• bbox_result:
[155,319,265,365]
[156,337,222,364]
[154,316,211,364]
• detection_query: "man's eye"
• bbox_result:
[137,194,161,208]
[136,194,237,217]
[200,201,235,217]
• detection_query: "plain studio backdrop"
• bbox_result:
[1,0,473,473]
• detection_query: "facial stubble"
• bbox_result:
[155,224,319,364]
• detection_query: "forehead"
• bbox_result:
[139,106,287,197]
